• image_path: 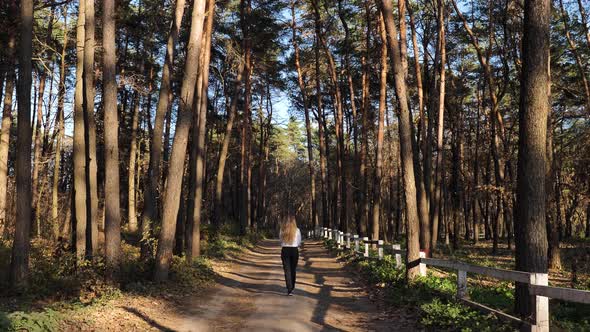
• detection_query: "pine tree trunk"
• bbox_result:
[174,167,187,256]
[379,0,422,280]
[32,69,47,238]
[239,0,253,234]
[103,0,121,277]
[188,0,215,260]
[74,0,88,263]
[314,35,329,230]
[154,0,207,281]
[546,66,561,271]
[515,0,550,318]
[404,0,430,255]
[142,0,187,259]
[0,31,16,238]
[10,0,33,287]
[430,0,446,252]
[161,90,173,206]
[128,94,140,233]
[84,0,99,257]
[451,108,463,250]
[372,15,388,243]
[472,86,482,244]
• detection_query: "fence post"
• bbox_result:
[378,240,384,260]
[354,235,359,253]
[337,231,342,249]
[457,270,467,299]
[346,233,351,249]
[419,251,427,276]
[363,237,369,258]
[339,231,344,248]
[328,228,332,240]
[530,273,549,332]
[392,244,402,268]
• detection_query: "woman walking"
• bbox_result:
[280,215,302,296]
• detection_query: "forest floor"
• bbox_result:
[59,240,414,331]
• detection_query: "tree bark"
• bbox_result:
[142,0,187,259]
[10,0,34,287]
[315,37,329,229]
[187,0,215,261]
[372,14,388,243]
[239,0,253,234]
[379,0,422,280]
[74,0,88,263]
[472,83,483,244]
[103,0,122,277]
[162,89,173,187]
[515,0,550,318]
[0,31,16,238]
[430,0,446,251]
[154,0,207,281]
[84,0,98,257]
[406,1,431,253]
[128,93,140,233]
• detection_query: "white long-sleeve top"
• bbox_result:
[281,228,302,247]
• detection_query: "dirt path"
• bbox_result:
[156,239,409,332]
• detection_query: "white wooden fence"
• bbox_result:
[308,227,590,332]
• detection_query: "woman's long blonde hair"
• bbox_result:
[280,215,297,243]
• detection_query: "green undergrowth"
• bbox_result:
[0,229,263,331]
[324,239,590,331]
[324,239,514,331]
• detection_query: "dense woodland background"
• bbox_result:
[0,0,589,327]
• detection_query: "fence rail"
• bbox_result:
[309,226,590,332]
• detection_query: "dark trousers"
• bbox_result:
[281,246,299,293]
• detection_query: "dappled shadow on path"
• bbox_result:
[122,306,178,332]
[156,239,404,331]
[204,240,381,331]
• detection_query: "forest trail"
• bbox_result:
[163,239,410,331]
